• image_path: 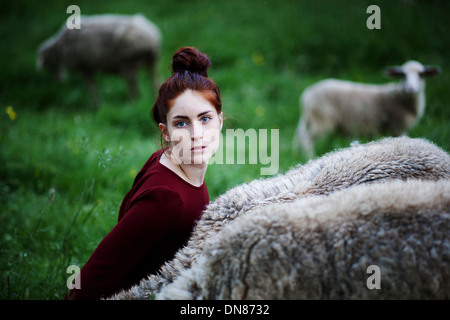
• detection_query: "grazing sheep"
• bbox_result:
[292,60,441,156]
[37,14,161,107]
[159,179,450,299]
[110,136,450,299]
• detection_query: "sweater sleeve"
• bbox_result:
[66,187,184,300]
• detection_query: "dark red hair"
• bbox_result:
[152,47,222,126]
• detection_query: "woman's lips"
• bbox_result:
[191,146,206,153]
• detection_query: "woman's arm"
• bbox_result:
[66,187,183,299]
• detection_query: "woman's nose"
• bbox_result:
[191,121,203,140]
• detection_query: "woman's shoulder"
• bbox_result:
[126,148,206,204]
[140,148,166,171]
[132,149,167,182]
[142,149,207,190]
[121,183,184,219]
[137,185,184,205]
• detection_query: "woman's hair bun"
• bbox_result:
[172,47,211,77]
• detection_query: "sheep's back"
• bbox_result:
[56,14,161,71]
[301,79,402,134]
[291,136,450,196]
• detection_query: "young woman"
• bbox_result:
[66,47,223,299]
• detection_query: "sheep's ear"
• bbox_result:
[420,66,441,77]
[384,66,405,78]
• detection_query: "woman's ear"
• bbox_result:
[159,123,170,142]
[218,112,224,131]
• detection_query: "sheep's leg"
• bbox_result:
[83,73,100,108]
[122,66,139,100]
[148,57,160,92]
[292,115,316,158]
[306,104,338,155]
[292,117,312,153]
[301,130,315,158]
[127,75,139,100]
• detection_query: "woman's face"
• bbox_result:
[159,89,223,165]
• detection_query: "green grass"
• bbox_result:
[1,0,449,299]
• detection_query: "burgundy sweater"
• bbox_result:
[66,149,209,299]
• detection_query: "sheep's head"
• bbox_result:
[385,60,441,94]
[37,38,64,82]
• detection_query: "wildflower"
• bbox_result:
[129,168,138,178]
[6,106,16,120]
[255,105,266,117]
[251,52,265,67]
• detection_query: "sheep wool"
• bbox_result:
[159,179,450,299]
[38,14,161,106]
[293,60,440,156]
[111,136,449,299]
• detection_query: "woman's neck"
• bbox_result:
[160,150,207,187]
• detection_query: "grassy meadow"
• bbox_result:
[1,0,449,299]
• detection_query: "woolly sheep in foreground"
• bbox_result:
[110,136,450,299]
[37,14,161,107]
[292,60,441,156]
[158,179,450,299]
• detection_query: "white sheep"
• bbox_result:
[110,136,450,299]
[159,178,450,299]
[292,60,441,156]
[37,14,161,107]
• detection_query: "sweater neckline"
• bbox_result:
[156,150,206,190]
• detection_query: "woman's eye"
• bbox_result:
[175,121,187,128]
[201,116,211,123]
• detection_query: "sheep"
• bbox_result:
[158,178,450,299]
[37,14,161,107]
[110,136,450,299]
[292,60,441,157]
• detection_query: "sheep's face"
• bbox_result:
[403,61,426,94]
[159,89,223,166]
[37,50,63,82]
[385,60,440,94]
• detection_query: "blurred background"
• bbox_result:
[1,0,449,299]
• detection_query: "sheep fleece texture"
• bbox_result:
[111,137,450,299]
[159,179,449,299]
